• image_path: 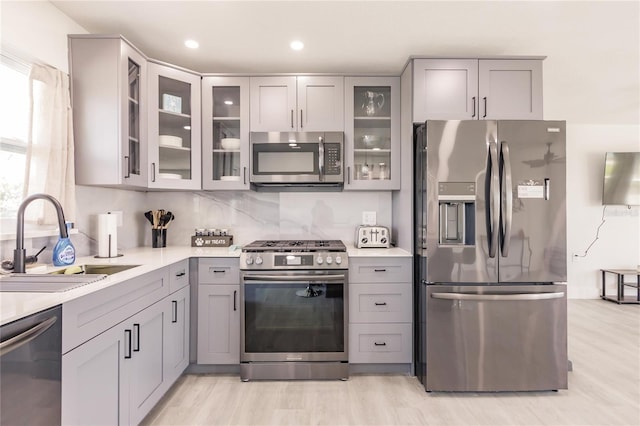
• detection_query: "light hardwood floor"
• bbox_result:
[143,300,640,425]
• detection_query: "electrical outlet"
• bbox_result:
[362,211,377,225]
[109,211,124,227]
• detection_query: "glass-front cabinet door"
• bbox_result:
[344,77,400,190]
[202,76,250,190]
[147,63,201,189]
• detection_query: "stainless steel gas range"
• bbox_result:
[239,240,349,381]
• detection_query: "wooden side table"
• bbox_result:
[601,269,640,304]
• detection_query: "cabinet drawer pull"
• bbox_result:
[175,271,186,277]
[374,269,387,272]
[374,302,387,306]
[133,323,140,352]
[124,329,132,359]
[210,268,226,274]
[172,300,178,323]
[374,342,387,346]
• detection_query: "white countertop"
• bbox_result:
[0,245,240,326]
[1,244,412,326]
[347,246,412,257]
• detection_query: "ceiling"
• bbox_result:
[48,0,607,75]
[47,1,639,124]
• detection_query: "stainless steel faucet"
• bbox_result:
[13,193,68,273]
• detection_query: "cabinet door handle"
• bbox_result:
[211,269,226,274]
[124,156,130,178]
[300,110,303,128]
[374,342,387,346]
[374,302,387,306]
[243,167,247,185]
[176,271,186,277]
[233,290,237,311]
[483,97,487,118]
[172,300,178,323]
[151,162,156,182]
[374,269,387,272]
[472,96,476,118]
[347,166,351,184]
[291,109,294,129]
[124,329,132,359]
[133,323,140,352]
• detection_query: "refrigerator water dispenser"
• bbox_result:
[438,182,476,246]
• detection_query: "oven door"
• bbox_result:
[250,132,344,184]
[240,270,348,362]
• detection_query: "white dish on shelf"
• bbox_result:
[158,172,182,180]
[159,135,183,148]
[221,138,241,150]
[220,175,240,181]
[361,134,385,149]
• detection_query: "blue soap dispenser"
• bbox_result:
[53,222,76,266]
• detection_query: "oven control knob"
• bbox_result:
[255,256,263,265]
[361,237,368,244]
[326,256,333,264]
[335,255,342,265]
[245,256,254,265]
[316,256,323,264]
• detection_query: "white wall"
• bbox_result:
[0,1,86,73]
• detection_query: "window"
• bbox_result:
[0,54,30,220]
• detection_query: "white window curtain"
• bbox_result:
[24,63,76,225]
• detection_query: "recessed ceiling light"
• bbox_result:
[224,100,233,105]
[185,39,199,49]
[290,40,304,51]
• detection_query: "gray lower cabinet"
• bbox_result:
[197,258,240,364]
[62,262,190,425]
[348,257,412,365]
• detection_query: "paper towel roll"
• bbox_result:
[98,213,118,258]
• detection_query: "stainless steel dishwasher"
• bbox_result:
[1,305,62,425]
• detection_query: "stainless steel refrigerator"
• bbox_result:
[414,120,568,392]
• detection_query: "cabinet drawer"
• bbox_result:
[198,258,239,284]
[349,257,411,283]
[349,323,412,364]
[62,267,170,354]
[169,260,189,293]
[349,283,412,323]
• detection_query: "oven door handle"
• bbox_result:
[243,274,345,282]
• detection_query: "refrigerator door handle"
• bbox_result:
[486,141,500,258]
[431,292,565,301]
[500,141,513,257]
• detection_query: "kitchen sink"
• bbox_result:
[48,264,141,276]
[0,264,141,292]
[0,273,108,292]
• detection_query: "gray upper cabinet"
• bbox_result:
[69,35,148,187]
[344,76,400,190]
[202,76,250,190]
[250,76,344,131]
[412,58,543,122]
[478,60,543,120]
[147,62,202,190]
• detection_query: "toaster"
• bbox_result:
[356,226,391,248]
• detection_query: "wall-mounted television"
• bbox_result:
[603,152,640,205]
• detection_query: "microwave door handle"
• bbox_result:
[318,136,325,181]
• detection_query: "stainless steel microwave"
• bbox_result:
[250,132,344,190]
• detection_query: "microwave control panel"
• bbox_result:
[324,143,342,175]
